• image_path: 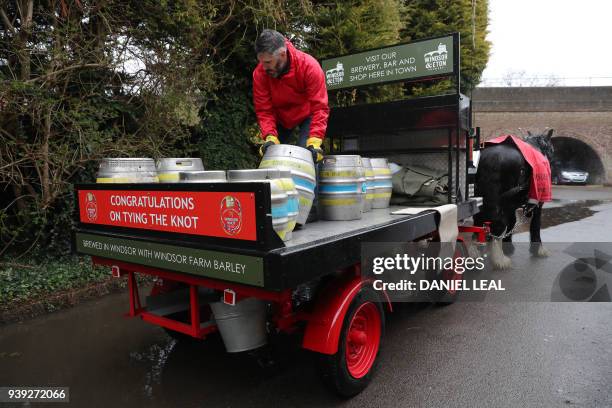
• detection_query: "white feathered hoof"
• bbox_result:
[490,238,512,270]
[531,243,550,258]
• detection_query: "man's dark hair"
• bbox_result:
[255,29,286,55]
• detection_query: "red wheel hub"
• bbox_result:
[345,302,381,379]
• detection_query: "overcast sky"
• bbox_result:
[480,0,612,86]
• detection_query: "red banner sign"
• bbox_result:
[78,189,257,241]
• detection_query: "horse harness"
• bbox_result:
[489,202,537,240]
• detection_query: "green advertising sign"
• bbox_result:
[322,35,455,90]
[75,232,264,286]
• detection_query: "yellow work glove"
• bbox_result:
[306,137,324,163]
[259,134,280,157]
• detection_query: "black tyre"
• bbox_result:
[434,240,469,306]
[317,287,385,398]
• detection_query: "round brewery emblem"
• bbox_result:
[85,192,98,221]
[220,195,242,235]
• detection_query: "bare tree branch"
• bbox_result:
[0,8,16,34]
[25,63,109,83]
[25,0,33,28]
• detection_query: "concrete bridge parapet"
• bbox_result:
[472,86,612,184]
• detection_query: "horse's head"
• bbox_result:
[524,129,554,162]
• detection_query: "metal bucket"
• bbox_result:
[209,298,267,353]
[259,144,316,225]
[227,169,291,241]
[96,158,158,183]
[174,170,226,183]
[370,158,392,208]
[279,170,299,241]
[156,158,205,183]
[319,155,365,221]
[361,158,374,212]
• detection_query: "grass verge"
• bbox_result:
[0,256,151,324]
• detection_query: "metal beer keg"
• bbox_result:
[370,158,392,208]
[319,155,365,221]
[156,158,205,183]
[259,144,316,225]
[227,169,291,241]
[96,158,158,183]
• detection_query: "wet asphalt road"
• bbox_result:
[1,186,612,408]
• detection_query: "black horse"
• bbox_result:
[474,129,554,269]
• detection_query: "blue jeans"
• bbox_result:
[277,116,312,147]
[277,116,320,219]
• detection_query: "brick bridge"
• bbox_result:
[472,86,612,184]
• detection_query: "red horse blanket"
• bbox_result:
[486,135,552,203]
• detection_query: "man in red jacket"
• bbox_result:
[253,29,329,163]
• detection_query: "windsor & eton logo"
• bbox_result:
[326,62,344,86]
[424,43,448,72]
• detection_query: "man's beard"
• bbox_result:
[266,59,288,78]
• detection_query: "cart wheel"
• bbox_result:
[317,287,385,397]
[435,240,468,306]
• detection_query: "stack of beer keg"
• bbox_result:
[318,155,392,221]
[94,150,392,236]
[95,156,300,242]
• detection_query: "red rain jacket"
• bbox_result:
[486,135,552,203]
[253,39,329,140]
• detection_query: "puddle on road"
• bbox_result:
[540,200,604,229]
[510,199,606,234]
